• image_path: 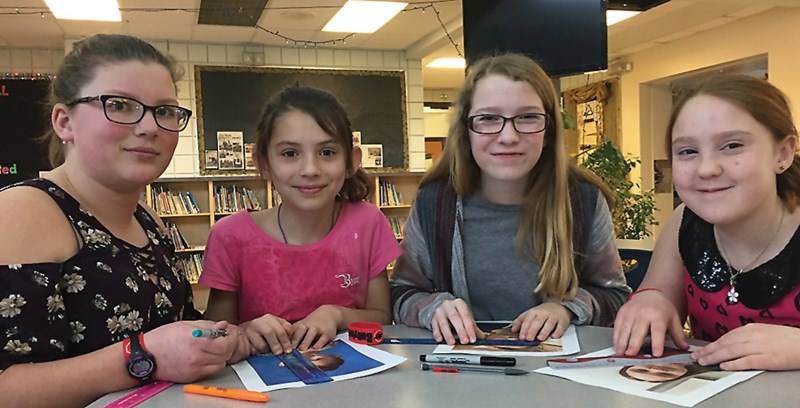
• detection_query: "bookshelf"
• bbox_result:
[145,176,268,312]
[369,172,424,274]
[145,172,423,310]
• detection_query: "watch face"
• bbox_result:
[129,355,155,379]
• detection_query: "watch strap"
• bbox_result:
[124,332,156,383]
[122,333,145,360]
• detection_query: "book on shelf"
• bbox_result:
[178,253,204,283]
[379,181,403,206]
[387,215,407,238]
[165,221,191,250]
[150,187,201,215]
[214,185,262,213]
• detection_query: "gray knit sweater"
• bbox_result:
[390,181,630,329]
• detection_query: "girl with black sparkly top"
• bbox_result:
[615,75,800,371]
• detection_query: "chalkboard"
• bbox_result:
[195,66,407,175]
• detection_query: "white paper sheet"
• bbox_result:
[433,324,580,357]
[232,333,406,392]
[535,346,762,407]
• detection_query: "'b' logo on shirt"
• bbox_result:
[335,273,359,288]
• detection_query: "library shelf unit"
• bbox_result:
[369,172,424,274]
[145,176,270,311]
[145,172,423,310]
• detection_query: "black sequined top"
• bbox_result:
[679,207,800,341]
[0,179,200,372]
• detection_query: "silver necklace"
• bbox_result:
[716,207,784,304]
[276,203,337,244]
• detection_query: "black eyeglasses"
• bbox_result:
[66,94,192,132]
[467,113,548,135]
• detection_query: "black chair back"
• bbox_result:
[618,248,653,291]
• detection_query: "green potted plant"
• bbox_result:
[577,140,658,240]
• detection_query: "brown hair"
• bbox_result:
[422,52,612,301]
[254,84,371,201]
[665,74,800,209]
[42,34,181,167]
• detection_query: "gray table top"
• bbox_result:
[89,325,800,407]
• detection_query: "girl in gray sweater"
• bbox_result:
[390,53,630,345]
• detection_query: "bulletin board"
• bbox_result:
[195,66,408,175]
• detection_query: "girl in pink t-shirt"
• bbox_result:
[201,85,401,354]
[614,75,800,371]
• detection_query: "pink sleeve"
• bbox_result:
[198,218,240,292]
[367,206,402,279]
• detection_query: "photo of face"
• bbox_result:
[616,348,731,395]
[304,349,344,371]
[277,342,345,372]
[452,325,563,352]
[622,363,689,382]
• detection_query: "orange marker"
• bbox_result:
[183,384,269,403]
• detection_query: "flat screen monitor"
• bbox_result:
[462,0,608,77]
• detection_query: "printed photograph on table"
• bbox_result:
[217,131,244,170]
[204,150,218,169]
[232,334,406,392]
[536,345,762,407]
[360,144,383,168]
[433,321,580,356]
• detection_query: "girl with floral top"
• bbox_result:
[0,34,248,407]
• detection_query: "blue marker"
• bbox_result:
[191,329,228,338]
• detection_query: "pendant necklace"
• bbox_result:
[715,207,784,304]
[276,202,337,244]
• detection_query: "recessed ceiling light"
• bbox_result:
[44,0,122,22]
[323,1,408,34]
[607,10,639,26]
[425,58,466,69]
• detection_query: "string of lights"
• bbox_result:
[0,1,461,54]
[403,2,462,57]
[0,72,55,80]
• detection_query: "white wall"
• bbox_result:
[1,41,426,177]
[0,47,63,74]
[619,7,800,238]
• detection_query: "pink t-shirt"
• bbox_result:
[199,201,402,323]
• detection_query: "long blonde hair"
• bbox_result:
[422,53,611,300]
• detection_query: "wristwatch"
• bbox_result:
[123,333,157,383]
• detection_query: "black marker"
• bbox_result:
[420,354,516,367]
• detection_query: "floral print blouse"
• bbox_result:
[0,179,199,372]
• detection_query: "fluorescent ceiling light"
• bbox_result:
[323,1,408,33]
[44,0,122,21]
[426,58,466,69]
[607,10,639,26]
